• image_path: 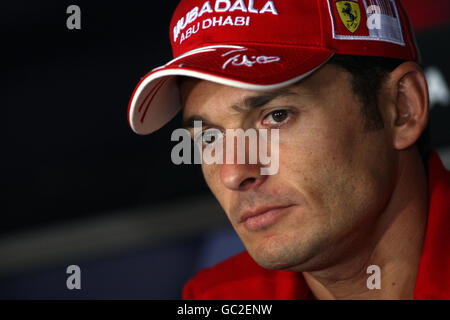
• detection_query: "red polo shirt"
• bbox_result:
[183,151,450,300]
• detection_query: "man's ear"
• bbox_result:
[386,62,429,151]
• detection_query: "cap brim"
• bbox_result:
[128,44,334,135]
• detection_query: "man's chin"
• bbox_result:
[245,234,331,272]
[246,245,311,271]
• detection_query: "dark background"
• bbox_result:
[3,1,450,299]
[5,1,209,235]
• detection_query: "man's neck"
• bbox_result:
[303,150,429,300]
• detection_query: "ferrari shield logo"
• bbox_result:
[336,1,361,33]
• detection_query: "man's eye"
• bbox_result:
[194,128,223,147]
[263,109,291,125]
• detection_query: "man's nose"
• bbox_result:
[216,129,272,191]
[220,162,267,191]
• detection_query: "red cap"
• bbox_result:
[128,0,420,134]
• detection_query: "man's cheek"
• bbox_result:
[202,163,218,188]
[279,141,327,185]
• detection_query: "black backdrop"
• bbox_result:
[5,1,210,235]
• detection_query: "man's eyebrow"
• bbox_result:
[237,88,299,112]
[182,88,298,129]
[182,115,214,130]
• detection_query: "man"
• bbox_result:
[128,0,450,299]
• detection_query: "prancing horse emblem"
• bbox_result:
[336,1,361,33]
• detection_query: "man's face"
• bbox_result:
[180,64,397,272]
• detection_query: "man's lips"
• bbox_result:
[239,204,295,231]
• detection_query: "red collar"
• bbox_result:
[414,151,450,299]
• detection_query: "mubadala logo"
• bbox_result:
[173,0,278,42]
